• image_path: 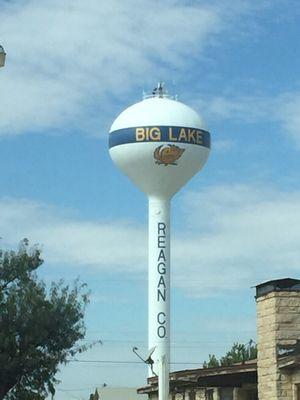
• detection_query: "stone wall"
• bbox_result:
[257,291,300,400]
[291,370,300,399]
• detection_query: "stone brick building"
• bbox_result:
[257,278,300,400]
[138,278,300,400]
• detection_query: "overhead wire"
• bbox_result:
[81,338,255,345]
[68,359,203,365]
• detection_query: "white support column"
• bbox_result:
[213,389,220,400]
[148,196,170,400]
[233,388,239,400]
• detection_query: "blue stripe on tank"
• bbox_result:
[109,126,210,149]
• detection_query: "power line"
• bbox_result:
[81,338,255,345]
[69,359,202,365]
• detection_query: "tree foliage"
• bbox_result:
[203,341,257,368]
[0,240,90,400]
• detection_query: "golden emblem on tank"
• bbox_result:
[154,144,185,166]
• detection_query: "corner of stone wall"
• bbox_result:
[257,291,300,400]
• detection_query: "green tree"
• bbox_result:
[203,354,220,368]
[0,240,90,400]
[203,341,257,368]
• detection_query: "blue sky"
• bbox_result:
[1,0,300,398]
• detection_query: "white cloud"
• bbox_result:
[175,184,300,296]
[0,0,221,136]
[276,93,300,144]
[0,0,269,136]
[198,95,272,122]
[1,185,300,297]
[213,138,235,152]
[197,91,300,146]
[0,198,147,272]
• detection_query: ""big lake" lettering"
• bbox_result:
[136,126,204,145]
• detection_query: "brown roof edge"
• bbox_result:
[138,385,157,395]
[138,361,258,393]
[174,362,257,379]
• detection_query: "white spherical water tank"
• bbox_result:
[109,84,210,400]
[109,94,210,198]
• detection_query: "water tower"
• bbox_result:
[109,83,210,400]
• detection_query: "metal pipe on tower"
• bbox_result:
[109,83,210,400]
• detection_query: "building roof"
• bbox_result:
[94,387,147,400]
[138,361,257,394]
[256,278,300,298]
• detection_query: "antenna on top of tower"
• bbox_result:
[153,81,165,97]
[143,81,177,100]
